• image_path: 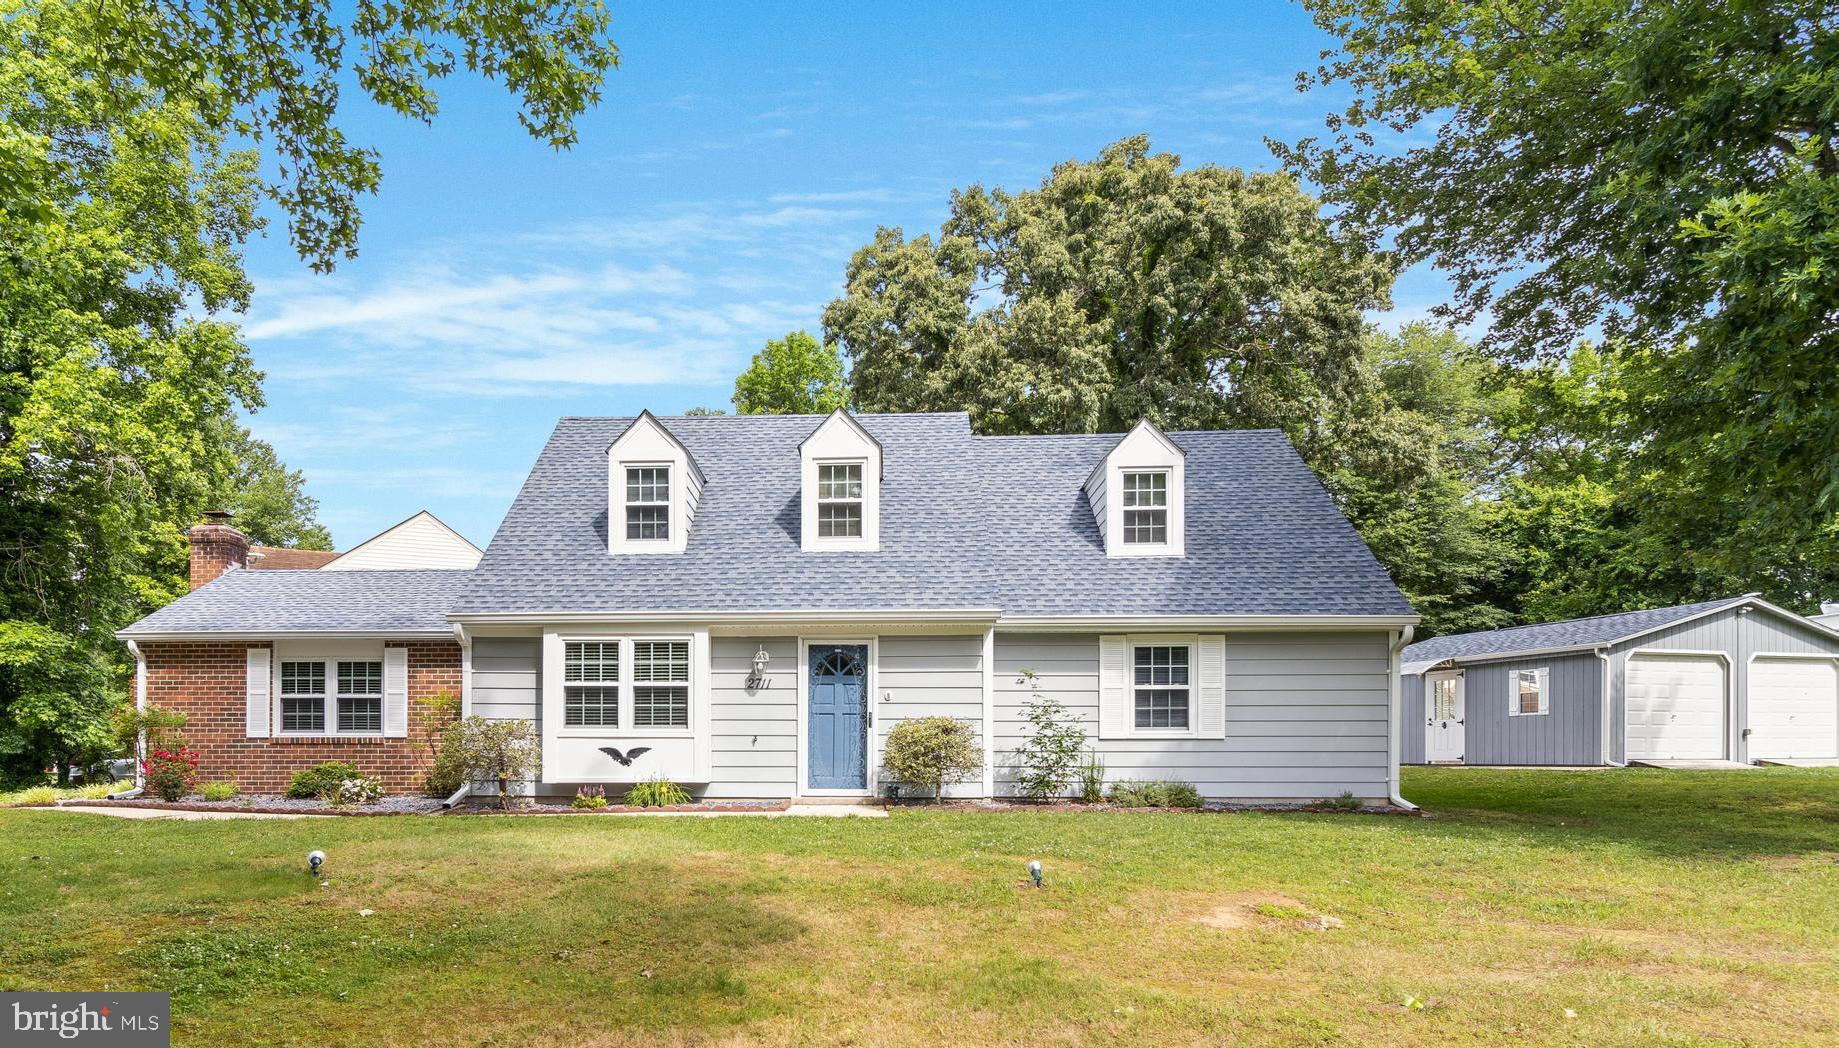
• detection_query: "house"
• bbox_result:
[117,411,1420,803]
[1401,595,1839,767]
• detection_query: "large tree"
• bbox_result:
[823,137,1393,435]
[212,425,335,551]
[4,0,620,270]
[1281,0,1839,563]
[732,331,849,415]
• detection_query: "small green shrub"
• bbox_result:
[451,716,542,809]
[1076,752,1106,803]
[883,716,981,801]
[0,783,117,805]
[1325,791,1362,811]
[199,780,238,802]
[1010,669,1088,800]
[572,785,607,809]
[1106,779,1203,809]
[286,761,361,800]
[625,776,691,807]
[5,785,59,805]
[423,719,467,797]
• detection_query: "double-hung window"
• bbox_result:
[279,660,326,733]
[564,641,621,727]
[1511,668,1549,716]
[1121,471,1168,544]
[337,661,383,732]
[625,466,670,541]
[633,641,691,728]
[1132,644,1190,730]
[816,462,863,538]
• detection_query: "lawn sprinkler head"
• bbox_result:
[1028,860,1043,888]
[308,849,326,876]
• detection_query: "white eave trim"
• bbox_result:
[449,607,1005,626]
[116,628,454,642]
[997,614,1418,631]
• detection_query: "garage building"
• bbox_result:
[1401,595,1839,766]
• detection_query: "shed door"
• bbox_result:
[1748,658,1839,760]
[1625,654,1726,760]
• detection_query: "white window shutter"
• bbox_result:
[1098,635,1129,740]
[1198,635,1227,737]
[245,648,271,738]
[383,647,410,738]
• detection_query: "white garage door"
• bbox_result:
[1626,654,1726,760]
[1749,658,1839,760]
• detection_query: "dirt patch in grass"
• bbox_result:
[1191,892,1336,931]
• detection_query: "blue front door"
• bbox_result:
[808,644,868,790]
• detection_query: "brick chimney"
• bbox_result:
[187,510,249,590]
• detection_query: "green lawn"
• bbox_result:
[3,768,1836,1046]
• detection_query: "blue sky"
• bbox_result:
[238,0,1449,549]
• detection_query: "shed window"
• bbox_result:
[1132,644,1190,729]
[1122,471,1168,544]
[1511,668,1550,717]
[625,466,670,540]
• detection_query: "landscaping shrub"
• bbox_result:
[199,780,238,802]
[420,690,465,796]
[1324,791,1362,811]
[1011,669,1088,800]
[451,716,541,809]
[329,776,384,806]
[4,785,60,806]
[1076,752,1106,803]
[883,716,981,801]
[287,761,362,800]
[141,747,201,802]
[624,776,691,807]
[571,785,607,809]
[1106,779,1203,809]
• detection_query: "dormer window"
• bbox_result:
[1085,419,1185,558]
[625,466,671,540]
[817,462,864,538]
[1121,471,1168,544]
[800,410,882,551]
[607,412,703,555]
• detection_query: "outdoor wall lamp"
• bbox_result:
[746,645,771,687]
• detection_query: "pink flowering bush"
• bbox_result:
[140,747,201,802]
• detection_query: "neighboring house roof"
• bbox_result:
[247,546,341,569]
[323,510,482,571]
[451,412,1412,618]
[1401,595,1759,672]
[119,569,472,637]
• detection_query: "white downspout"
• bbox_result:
[1387,626,1418,811]
[451,623,473,718]
[980,626,995,800]
[1598,648,1625,767]
[115,640,149,799]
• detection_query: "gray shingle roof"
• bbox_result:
[119,569,472,635]
[450,412,1412,618]
[1401,596,1754,667]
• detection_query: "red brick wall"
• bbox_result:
[141,640,462,794]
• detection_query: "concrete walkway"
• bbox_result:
[1757,758,1839,768]
[1629,759,1760,771]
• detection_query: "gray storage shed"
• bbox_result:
[1401,595,1839,766]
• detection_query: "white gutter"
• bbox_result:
[1387,625,1418,811]
[999,613,1420,632]
[125,639,148,789]
[448,608,1004,626]
[116,629,453,642]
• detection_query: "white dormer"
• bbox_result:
[607,412,704,555]
[799,410,881,552]
[1085,418,1185,558]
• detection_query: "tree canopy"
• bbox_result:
[3,0,619,270]
[731,331,849,415]
[1281,0,1839,559]
[823,137,1393,435]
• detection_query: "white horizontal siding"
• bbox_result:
[993,632,1392,802]
[876,634,985,798]
[471,638,540,726]
[706,636,797,798]
[325,512,481,570]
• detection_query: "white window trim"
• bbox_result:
[1126,635,1200,739]
[1508,666,1551,717]
[621,462,673,545]
[814,459,867,540]
[274,654,386,738]
[555,635,696,739]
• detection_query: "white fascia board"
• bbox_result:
[995,613,1419,632]
[448,607,1005,627]
[116,629,454,643]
